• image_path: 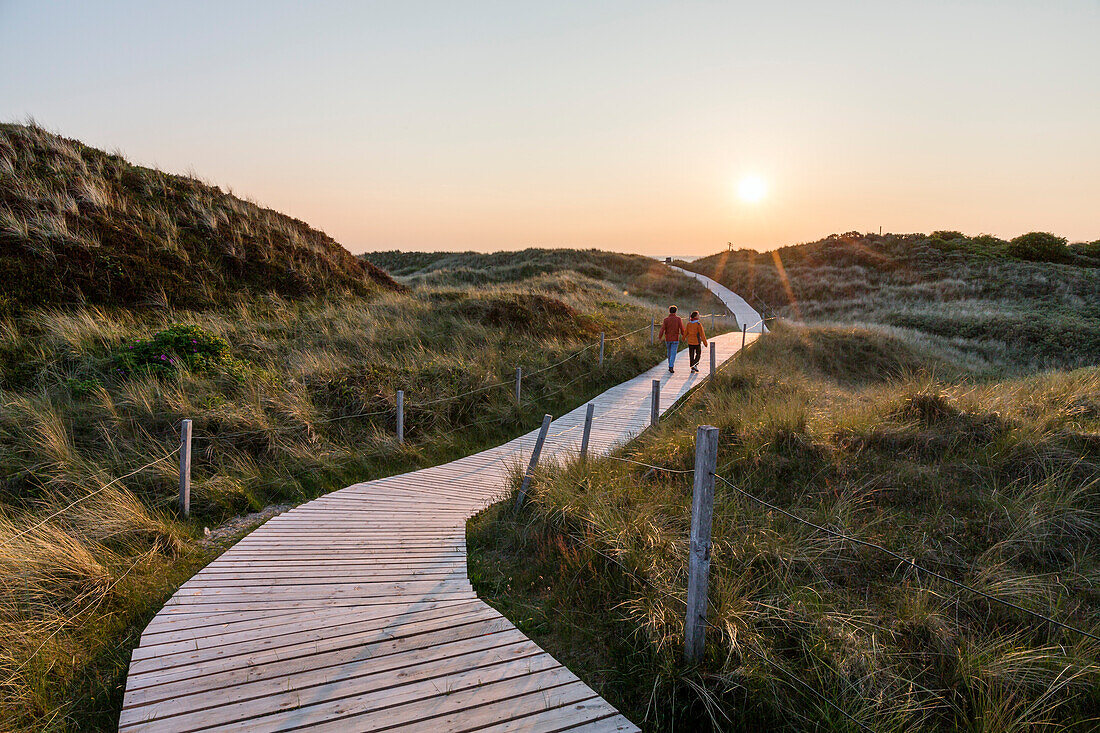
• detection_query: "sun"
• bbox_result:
[737,175,767,204]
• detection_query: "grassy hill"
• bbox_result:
[0,123,400,315]
[678,232,1100,372]
[364,248,717,303]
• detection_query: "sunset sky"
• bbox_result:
[2,1,1097,256]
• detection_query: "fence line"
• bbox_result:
[589,447,1100,643]
[6,305,758,537]
[0,444,182,550]
[710,474,1100,642]
[189,317,742,446]
[537,479,874,733]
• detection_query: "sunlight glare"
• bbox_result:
[737,176,767,204]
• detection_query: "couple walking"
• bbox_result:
[657,305,708,374]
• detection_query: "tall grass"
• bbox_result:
[0,258,730,731]
[470,322,1100,731]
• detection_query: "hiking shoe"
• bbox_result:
[669,368,674,373]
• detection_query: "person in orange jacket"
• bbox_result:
[657,305,686,373]
[685,310,708,373]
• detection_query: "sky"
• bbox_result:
[2,1,1097,256]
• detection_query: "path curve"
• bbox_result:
[119,277,759,732]
[671,265,767,333]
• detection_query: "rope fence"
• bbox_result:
[4,305,757,528]
[0,444,182,550]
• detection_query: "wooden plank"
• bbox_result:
[121,636,542,730]
[126,614,516,691]
[133,600,489,659]
[140,652,567,733]
[201,672,593,733]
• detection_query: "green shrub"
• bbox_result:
[113,324,238,376]
[65,377,101,398]
[1071,240,1100,261]
[1008,231,1067,261]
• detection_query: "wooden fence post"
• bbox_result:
[651,379,660,426]
[396,390,404,444]
[709,342,716,375]
[685,424,719,664]
[579,403,594,463]
[742,323,747,350]
[650,318,655,344]
[179,419,192,519]
[599,332,605,367]
[514,414,553,511]
[515,367,522,404]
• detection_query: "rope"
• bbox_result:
[604,324,650,342]
[711,474,1100,642]
[0,444,182,550]
[194,325,645,443]
[407,377,516,408]
[605,455,693,474]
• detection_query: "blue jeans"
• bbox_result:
[666,341,679,370]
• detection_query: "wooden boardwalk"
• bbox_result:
[119,280,760,732]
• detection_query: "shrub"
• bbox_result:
[968,234,1009,257]
[1008,232,1067,261]
[1070,240,1100,261]
[65,377,100,398]
[112,324,238,376]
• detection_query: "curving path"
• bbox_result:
[119,277,762,732]
[671,265,768,333]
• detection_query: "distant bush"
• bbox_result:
[966,233,1007,255]
[113,324,241,377]
[1070,240,1100,261]
[1008,231,1067,261]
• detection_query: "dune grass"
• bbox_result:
[469,322,1100,731]
[0,122,399,316]
[0,256,734,731]
[679,232,1100,373]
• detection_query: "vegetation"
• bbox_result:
[364,247,724,306]
[0,127,733,731]
[0,122,400,316]
[677,231,1100,372]
[0,278,725,730]
[471,322,1100,731]
[6,122,1096,731]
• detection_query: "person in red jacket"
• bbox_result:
[684,310,708,373]
[657,306,686,373]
